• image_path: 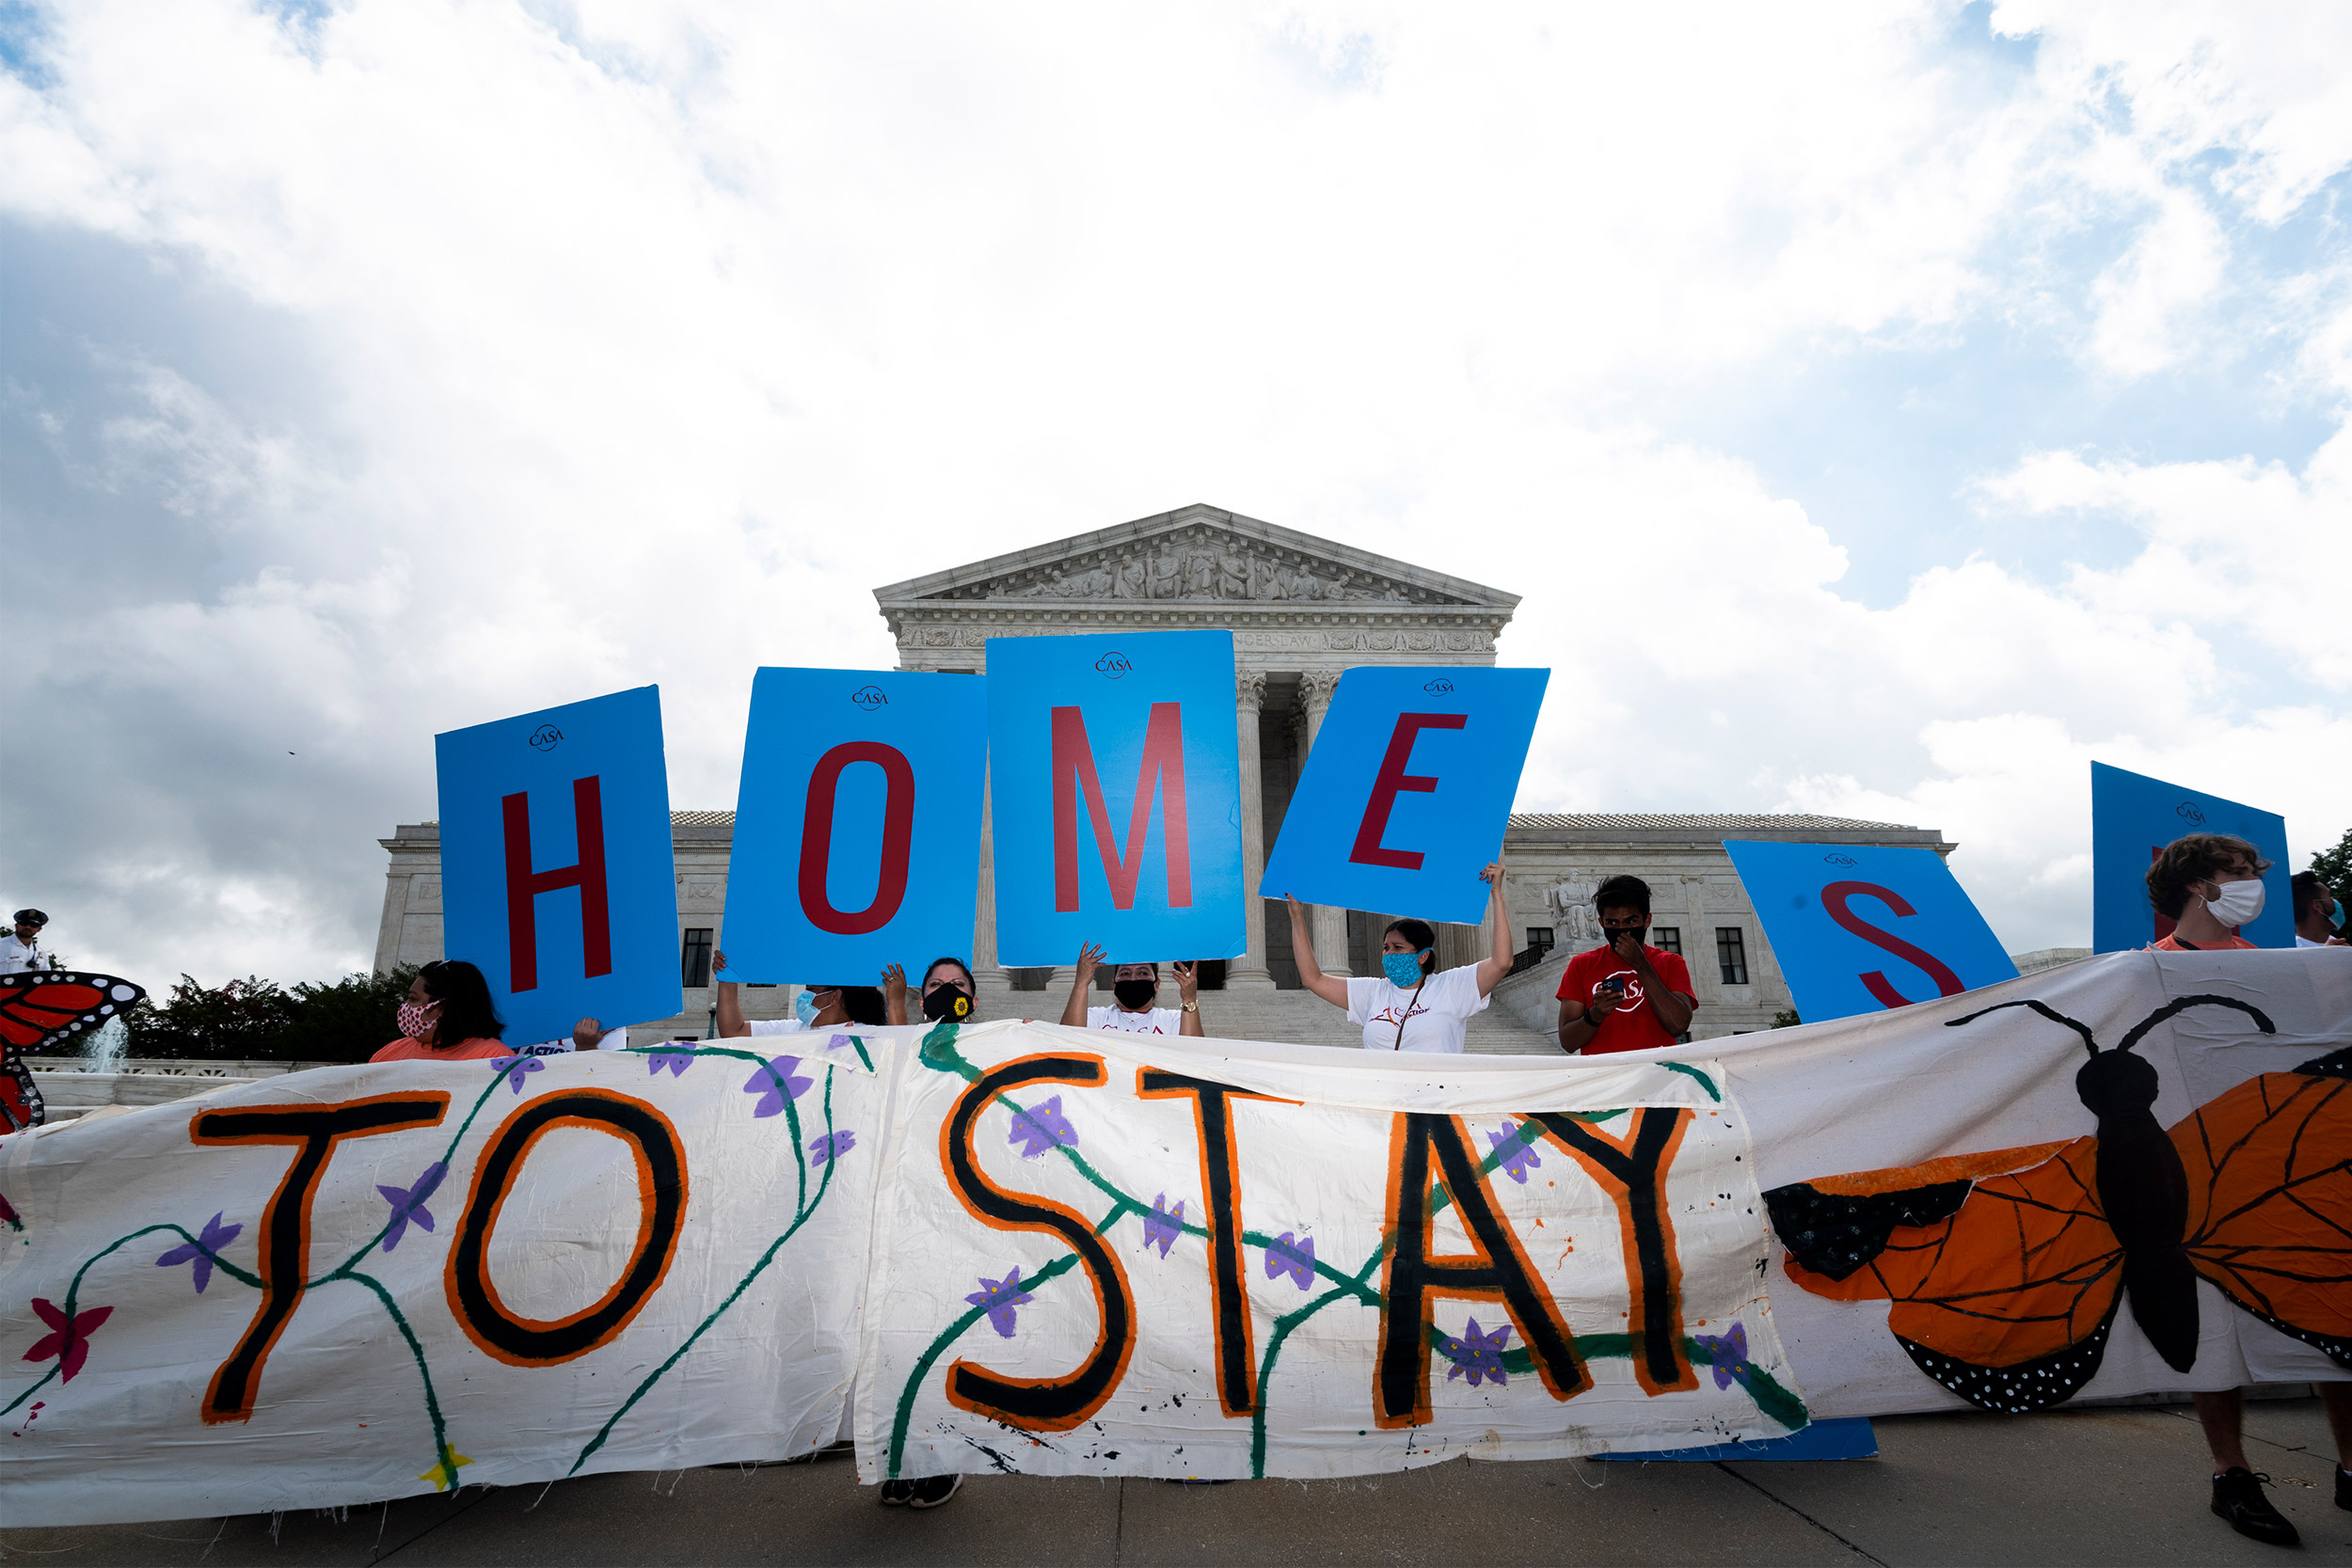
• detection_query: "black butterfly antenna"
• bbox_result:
[2114,993,2277,1056]
[1944,998,2100,1056]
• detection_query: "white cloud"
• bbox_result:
[4,0,2352,980]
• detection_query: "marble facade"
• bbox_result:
[373,504,1960,1046]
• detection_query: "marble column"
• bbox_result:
[1227,670,1277,990]
[977,769,1000,976]
[1298,672,1353,977]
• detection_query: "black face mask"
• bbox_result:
[922,985,974,1022]
[1113,978,1158,1010]
[1608,925,1648,949]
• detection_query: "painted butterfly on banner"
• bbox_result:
[0,971,149,1133]
[1763,994,2352,1413]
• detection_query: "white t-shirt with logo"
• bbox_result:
[1087,1006,1186,1036]
[1343,965,1489,1053]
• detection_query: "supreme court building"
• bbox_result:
[375,504,1961,1050]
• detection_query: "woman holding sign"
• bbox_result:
[1282,863,1514,1053]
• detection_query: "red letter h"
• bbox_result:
[501,777,612,992]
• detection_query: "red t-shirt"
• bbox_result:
[2147,934,2257,952]
[1556,945,1697,1055]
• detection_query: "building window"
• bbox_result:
[1715,927,1749,986]
[1523,928,1554,958]
[680,928,713,989]
[1008,967,1052,992]
[1651,927,1682,956]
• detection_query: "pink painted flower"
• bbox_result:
[24,1298,113,1382]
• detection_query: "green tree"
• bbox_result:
[1771,1007,1802,1029]
[123,966,417,1065]
[2310,826,2352,904]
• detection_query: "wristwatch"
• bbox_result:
[1181,1000,1199,1013]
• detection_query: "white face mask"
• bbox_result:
[2203,879,2265,927]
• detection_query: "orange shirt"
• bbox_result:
[370,1036,513,1063]
[2148,934,2258,952]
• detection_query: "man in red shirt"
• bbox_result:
[1555,875,1696,1053]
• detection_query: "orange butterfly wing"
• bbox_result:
[1773,1139,2127,1411]
[2176,1062,2352,1369]
[0,973,132,1051]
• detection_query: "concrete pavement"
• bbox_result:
[6,1400,2346,1565]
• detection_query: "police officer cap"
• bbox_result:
[12,909,47,927]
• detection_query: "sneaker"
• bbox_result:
[877,1479,915,1506]
[2211,1468,2299,1546]
[2337,1466,2349,1512]
[905,1473,963,1509]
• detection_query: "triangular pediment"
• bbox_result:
[873,504,1517,611]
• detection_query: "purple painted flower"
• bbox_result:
[376,1163,448,1253]
[1007,1095,1077,1159]
[24,1298,112,1382]
[1696,1322,1750,1390]
[1439,1317,1511,1387]
[744,1056,813,1118]
[824,1032,863,1053]
[646,1048,694,1077]
[490,1055,544,1094]
[156,1212,242,1293]
[809,1130,857,1164]
[1263,1231,1315,1291]
[1142,1195,1184,1259]
[966,1267,1035,1338]
[1487,1123,1542,1184]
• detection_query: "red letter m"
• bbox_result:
[502,777,612,992]
[1052,704,1192,912]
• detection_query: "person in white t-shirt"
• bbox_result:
[1059,945,1205,1037]
[2292,872,2348,948]
[712,951,890,1037]
[3,909,55,974]
[1282,862,1515,1053]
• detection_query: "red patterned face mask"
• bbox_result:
[396,1000,437,1041]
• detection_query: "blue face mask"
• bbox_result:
[1381,949,1432,987]
[794,989,823,1024]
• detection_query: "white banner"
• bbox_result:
[4,951,2346,1525]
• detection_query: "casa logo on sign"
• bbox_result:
[2177,801,2206,825]
[851,686,888,712]
[1422,677,1455,694]
[1094,651,1132,680]
[527,724,563,752]
[1821,852,1857,867]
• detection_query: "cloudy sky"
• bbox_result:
[5,0,2349,986]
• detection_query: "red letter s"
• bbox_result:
[1820,880,1965,1008]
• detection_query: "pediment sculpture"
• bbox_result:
[930,530,1458,606]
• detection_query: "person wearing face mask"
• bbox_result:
[1555,875,1697,1054]
[2146,834,2272,952]
[1282,862,1514,1053]
[712,951,891,1037]
[3,909,55,974]
[2144,834,2352,1545]
[1059,947,1205,1036]
[2292,871,2348,947]
[883,957,982,1025]
[371,960,512,1061]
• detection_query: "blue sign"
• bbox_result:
[2091,762,2292,952]
[1722,841,2017,1023]
[986,630,1244,967]
[721,667,988,982]
[1262,666,1549,926]
[437,686,681,1046]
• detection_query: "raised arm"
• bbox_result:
[1284,895,1351,1008]
[714,950,749,1038]
[1174,960,1206,1037]
[882,963,909,1026]
[1059,942,1104,1028]
[1472,862,1513,996]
